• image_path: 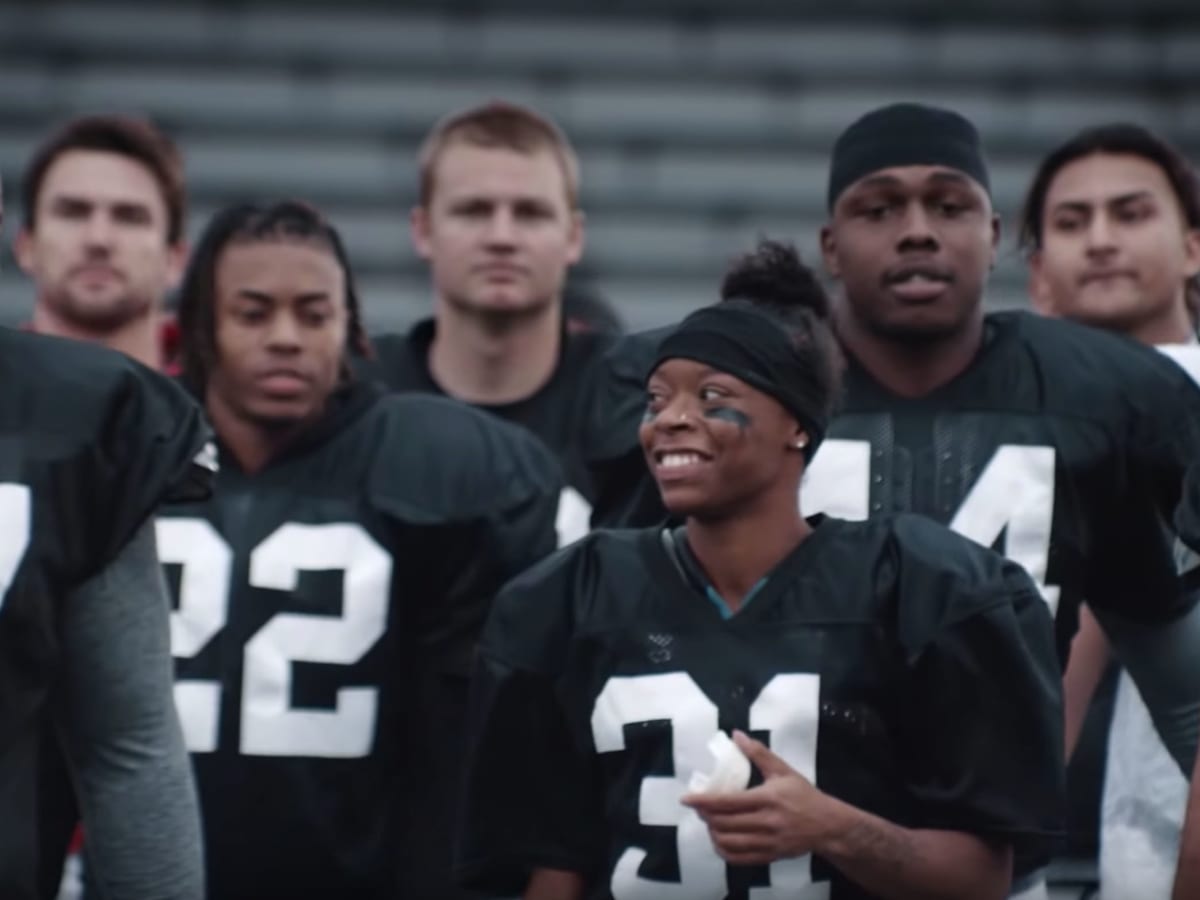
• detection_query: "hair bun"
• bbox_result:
[719,239,829,320]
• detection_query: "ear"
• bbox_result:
[1027,250,1055,315]
[788,425,809,453]
[410,205,433,261]
[566,208,585,266]
[164,240,189,293]
[819,223,840,280]
[989,214,1002,269]
[14,227,36,276]
[1182,227,1200,281]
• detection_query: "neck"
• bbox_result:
[32,303,162,369]
[685,490,811,612]
[1128,303,1195,346]
[427,301,562,405]
[204,389,310,475]
[834,302,985,398]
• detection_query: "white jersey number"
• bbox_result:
[803,440,1059,615]
[556,485,592,548]
[0,484,32,613]
[592,672,829,899]
[157,518,392,758]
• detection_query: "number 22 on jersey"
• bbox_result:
[802,441,1059,614]
[0,484,31,613]
[157,518,391,758]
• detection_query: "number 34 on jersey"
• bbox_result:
[802,441,1059,614]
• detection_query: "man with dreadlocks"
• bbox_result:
[159,199,564,899]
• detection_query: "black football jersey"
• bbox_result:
[156,381,562,900]
[0,329,212,900]
[592,311,1200,660]
[456,516,1065,900]
[363,319,616,545]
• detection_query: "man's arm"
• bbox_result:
[1092,602,1200,774]
[1062,606,1113,758]
[53,520,204,900]
[524,868,586,900]
[1173,746,1200,900]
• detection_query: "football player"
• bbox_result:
[15,114,188,371]
[16,112,194,900]
[1021,122,1200,900]
[164,199,563,899]
[0,175,210,900]
[589,103,1200,899]
[456,241,1064,900]
[362,101,614,548]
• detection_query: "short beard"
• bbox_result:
[443,289,557,333]
[867,315,969,345]
[843,289,981,347]
[45,288,154,334]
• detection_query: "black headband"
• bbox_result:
[648,306,828,460]
[827,103,991,210]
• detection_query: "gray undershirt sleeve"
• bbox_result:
[1094,602,1200,776]
[53,520,205,900]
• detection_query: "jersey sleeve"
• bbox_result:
[892,523,1066,857]
[368,395,564,673]
[455,546,607,895]
[366,397,567,898]
[1178,462,1200,562]
[86,362,214,577]
[1087,349,1200,621]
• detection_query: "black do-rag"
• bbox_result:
[826,102,991,210]
[648,305,829,461]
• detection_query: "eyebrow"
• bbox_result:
[851,170,975,193]
[50,193,152,211]
[449,193,554,208]
[1051,189,1156,214]
[235,289,331,304]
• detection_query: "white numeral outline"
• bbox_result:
[556,485,592,549]
[0,484,32,613]
[157,519,391,758]
[803,441,1059,614]
[592,673,829,899]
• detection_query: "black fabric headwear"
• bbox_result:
[826,102,991,210]
[648,306,829,461]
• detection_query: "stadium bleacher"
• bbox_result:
[0,2,1197,333]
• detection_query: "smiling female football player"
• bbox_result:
[454,240,1066,900]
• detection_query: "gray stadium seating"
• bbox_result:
[0,3,1196,334]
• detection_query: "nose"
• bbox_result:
[896,202,939,252]
[1085,212,1117,254]
[82,211,116,250]
[264,312,303,353]
[483,207,518,248]
[652,395,702,435]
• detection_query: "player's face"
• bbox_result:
[640,359,802,519]
[412,142,584,321]
[209,240,348,427]
[15,150,184,330]
[821,166,999,342]
[1030,153,1200,333]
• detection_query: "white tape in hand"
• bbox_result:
[687,730,751,794]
